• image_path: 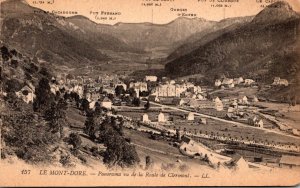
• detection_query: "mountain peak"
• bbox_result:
[267,0,292,10]
[252,0,299,23]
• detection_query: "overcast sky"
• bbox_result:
[26,0,300,25]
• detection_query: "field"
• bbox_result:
[117,108,300,146]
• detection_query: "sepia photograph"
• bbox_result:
[0,0,300,186]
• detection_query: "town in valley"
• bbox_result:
[0,0,300,185]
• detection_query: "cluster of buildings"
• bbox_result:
[141,112,198,124]
[215,77,255,88]
[215,76,289,88]
[152,80,202,98]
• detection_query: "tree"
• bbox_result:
[103,133,140,168]
[68,133,82,150]
[44,101,66,138]
[81,98,90,112]
[127,88,136,97]
[144,100,150,110]
[95,102,102,114]
[66,74,74,80]
[4,79,22,93]
[1,46,11,61]
[98,117,140,168]
[115,85,125,96]
[33,78,54,112]
[84,113,96,139]
[132,97,140,107]
[39,67,52,79]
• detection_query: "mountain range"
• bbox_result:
[0,0,253,68]
[165,1,300,86]
[1,0,299,95]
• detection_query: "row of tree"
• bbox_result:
[84,111,140,168]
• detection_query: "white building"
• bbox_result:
[197,94,205,100]
[50,83,60,95]
[158,112,166,122]
[142,113,150,123]
[215,79,222,87]
[100,97,112,110]
[214,97,224,111]
[248,116,263,128]
[187,112,195,121]
[272,77,289,86]
[233,77,244,85]
[129,82,148,92]
[222,78,233,85]
[244,79,255,85]
[145,76,158,82]
[155,82,197,98]
[252,96,259,102]
[228,83,235,88]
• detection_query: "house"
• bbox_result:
[186,112,195,121]
[279,79,289,86]
[255,119,264,128]
[248,116,263,128]
[170,80,176,85]
[141,113,150,123]
[272,77,289,86]
[15,85,35,104]
[214,97,224,111]
[196,94,205,100]
[187,85,201,94]
[129,82,148,92]
[239,96,249,105]
[244,79,255,85]
[279,155,300,168]
[252,96,259,102]
[233,77,244,85]
[222,78,233,85]
[158,112,166,122]
[156,83,177,97]
[228,83,235,88]
[50,83,60,95]
[145,75,158,82]
[100,97,112,110]
[215,79,222,87]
